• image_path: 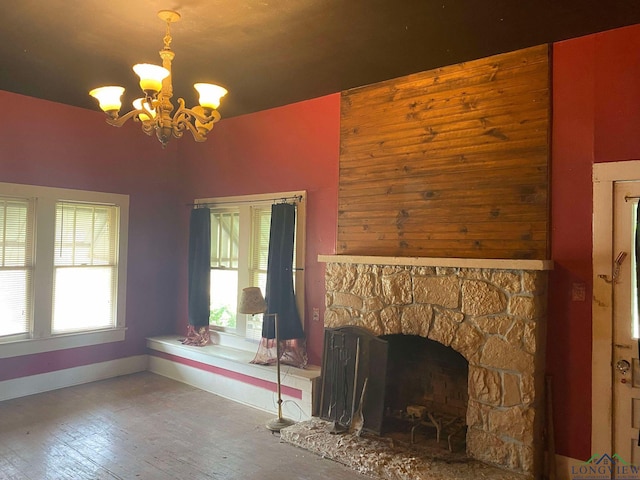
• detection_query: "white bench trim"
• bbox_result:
[146,336,320,421]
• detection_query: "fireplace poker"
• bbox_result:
[326,332,337,420]
[349,337,361,427]
[330,332,347,434]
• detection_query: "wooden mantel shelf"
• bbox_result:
[317,255,553,271]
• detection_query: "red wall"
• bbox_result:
[0,91,184,380]
[175,94,340,365]
[551,23,640,461]
[4,22,640,461]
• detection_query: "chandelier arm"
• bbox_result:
[175,117,206,142]
[105,108,148,128]
[170,98,221,141]
[169,98,190,139]
[140,121,156,136]
[175,101,220,125]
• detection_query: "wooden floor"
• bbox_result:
[0,372,369,480]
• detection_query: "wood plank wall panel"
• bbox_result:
[338,45,550,260]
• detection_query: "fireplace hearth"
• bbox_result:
[315,255,551,477]
[280,418,529,480]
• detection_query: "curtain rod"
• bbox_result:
[186,194,303,208]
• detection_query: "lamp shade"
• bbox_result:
[89,86,125,112]
[133,98,156,121]
[194,83,228,109]
[238,287,267,315]
[133,63,170,93]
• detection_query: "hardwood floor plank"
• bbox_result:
[0,372,368,480]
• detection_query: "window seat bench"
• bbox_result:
[146,335,321,421]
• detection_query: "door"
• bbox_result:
[613,180,640,462]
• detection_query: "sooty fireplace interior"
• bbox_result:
[319,326,469,451]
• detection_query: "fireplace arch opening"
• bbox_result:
[382,334,469,451]
[319,327,469,452]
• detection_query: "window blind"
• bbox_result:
[246,206,271,341]
[52,202,119,333]
[0,197,33,337]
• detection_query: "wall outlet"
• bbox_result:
[312,307,320,321]
[571,282,586,302]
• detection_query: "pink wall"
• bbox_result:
[0,91,184,380]
[175,94,340,365]
[551,23,640,461]
[0,90,338,380]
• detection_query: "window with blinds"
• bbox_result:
[246,206,271,341]
[0,197,34,338]
[52,202,119,333]
[209,210,240,329]
[203,191,305,345]
[0,182,128,357]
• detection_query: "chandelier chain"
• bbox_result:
[163,20,173,51]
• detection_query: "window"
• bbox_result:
[53,202,119,333]
[0,197,33,338]
[0,182,128,359]
[198,191,305,344]
[209,210,239,329]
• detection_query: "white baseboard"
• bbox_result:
[0,355,148,402]
[555,454,581,480]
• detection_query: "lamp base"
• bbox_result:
[266,416,295,432]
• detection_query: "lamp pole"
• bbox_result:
[266,312,295,432]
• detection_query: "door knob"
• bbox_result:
[616,359,631,375]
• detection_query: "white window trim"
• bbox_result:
[0,182,129,359]
[196,190,306,348]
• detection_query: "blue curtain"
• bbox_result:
[263,203,304,339]
[188,208,211,328]
[252,202,307,367]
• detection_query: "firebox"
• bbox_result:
[319,326,469,452]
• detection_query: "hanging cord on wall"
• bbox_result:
[276,366,306,422]
[58,202,65,257]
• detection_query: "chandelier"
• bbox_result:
[89,10,227,148]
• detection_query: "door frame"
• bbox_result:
[592,160,640,454]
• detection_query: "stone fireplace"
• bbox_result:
[317,255,551,477]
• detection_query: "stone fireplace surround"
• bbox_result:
[317,255,552,477]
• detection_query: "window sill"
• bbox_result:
[209,329,260,353]
[0,328,126,359]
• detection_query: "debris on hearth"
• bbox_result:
[280,418,532,480]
